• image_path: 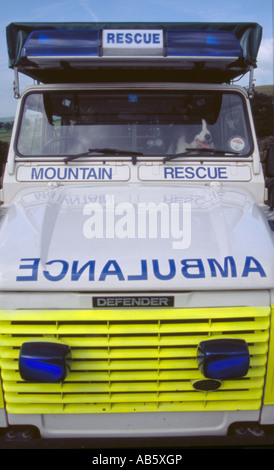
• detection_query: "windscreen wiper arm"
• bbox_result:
[163,148,239,163]
[64,148,143,164]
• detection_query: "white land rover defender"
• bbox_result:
[0,21,274,443]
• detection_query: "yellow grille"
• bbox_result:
[0,306,270,414]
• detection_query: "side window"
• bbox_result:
[17,94,71,156]
[220,95,251,154]
[17,101,43,155]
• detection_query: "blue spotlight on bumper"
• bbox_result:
[19,341,71,383]
[197,339,249,380]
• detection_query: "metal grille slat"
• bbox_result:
[1,366,267,383]
[0,332,269,348]
[3,377,264,393]
[0,354,267,371]
[5,389,263,404]
[0,319,269,335]
[0,306,269,320]
[0,342,268,359]
[5,400,263,414]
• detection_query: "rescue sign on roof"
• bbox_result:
[102,29,164,56]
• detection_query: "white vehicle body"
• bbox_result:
[0,22,274,443]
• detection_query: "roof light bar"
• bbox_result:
[20,28,243,60]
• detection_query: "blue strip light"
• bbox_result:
[21,29,99,57]
[166,30,243,57]
[197,339,250,380]
[19,341,71,383]
[20,28,243,60]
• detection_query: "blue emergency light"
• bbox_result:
[21,29,99,57]
[197,339,250,380]
[19,341,71,383]
[20,28,243,60]
[167,30,243,57]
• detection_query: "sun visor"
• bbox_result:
[6,22,262,84]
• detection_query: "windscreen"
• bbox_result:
[17,90,253,158]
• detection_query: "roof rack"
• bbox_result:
[7,22,262,97]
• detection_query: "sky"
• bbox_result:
[0,0,273,117]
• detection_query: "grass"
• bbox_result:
[0,128,12,143]
[255,85,274,96]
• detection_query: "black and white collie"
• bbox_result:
[169,119,213,154]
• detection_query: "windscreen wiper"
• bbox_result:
[64,148,143,165]
[163,148,239,163]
